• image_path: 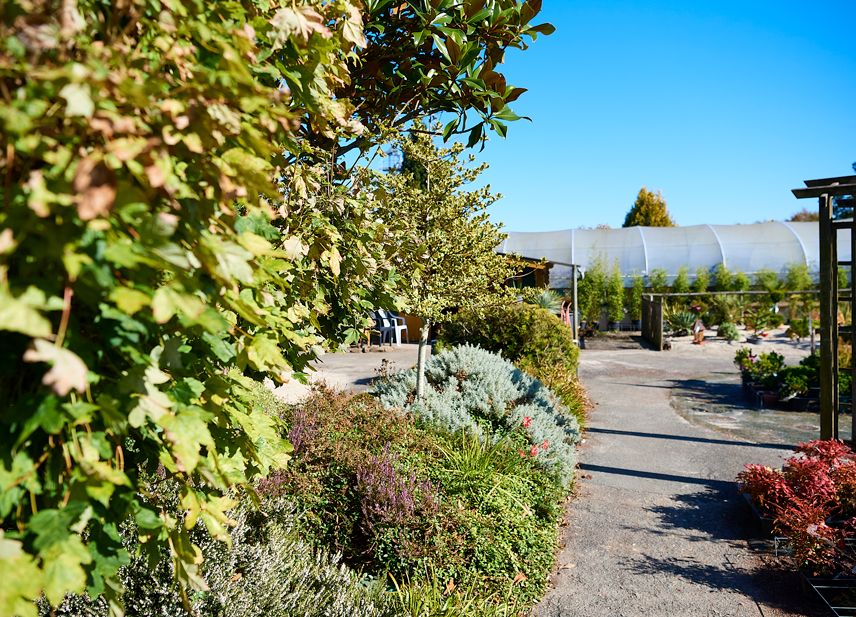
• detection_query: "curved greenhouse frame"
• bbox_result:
[498,221,848,289]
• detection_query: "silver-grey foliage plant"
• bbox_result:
[39,498,395,617]
[372,345,580,487]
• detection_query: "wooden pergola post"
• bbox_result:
[793,175,856,441]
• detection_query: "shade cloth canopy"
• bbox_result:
[498,221,849,289]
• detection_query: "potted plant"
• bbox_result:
[738,440,856,597]
[777,366,816,411]
[718,322,740,344]
[744,309,769,342]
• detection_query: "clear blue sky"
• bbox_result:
[471,0,856,232]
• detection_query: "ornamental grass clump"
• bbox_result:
[372,345,581,488]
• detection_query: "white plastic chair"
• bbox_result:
[370,311,395,346]
[378,309,408,346]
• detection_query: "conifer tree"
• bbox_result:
[623,187,677,227]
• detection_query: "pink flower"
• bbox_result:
[523,416,532,428]
[541,440,549,450]
[518,450,525,457]
[529,445,539,457]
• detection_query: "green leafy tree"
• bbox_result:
[329,0,554,156]
[627,274,645,321]
[577,252,607,326]
[622,188,676,228]
[370,126,519,398]
[606,260,625,323]
[786,263,814,291]
[0,2,399,613]
[672,266,691,294]
[714,263,733,292]
[694,267,711,293]
[648,269,669,294]
[754,268,780,290]
[0,1,552,613]
[732,268,751,292]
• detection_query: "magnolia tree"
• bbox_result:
[0,0,553,614]
[370,127,520,398]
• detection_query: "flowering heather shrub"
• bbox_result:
[356,445,441,560]
[372,345,581,487]
[288,406,320,455]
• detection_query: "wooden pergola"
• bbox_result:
[792,175,856,440]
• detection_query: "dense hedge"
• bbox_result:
[436,304,579,373]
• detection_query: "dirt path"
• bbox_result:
[534,345,828,617]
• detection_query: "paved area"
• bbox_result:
[534,344,828,617]
[266,343,422,402]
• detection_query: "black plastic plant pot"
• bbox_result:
[631,319,641,331]
[799,568,856,615]
[790,397,814,412]
[741,492,775,537]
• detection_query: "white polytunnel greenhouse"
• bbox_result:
[497,221,851,289]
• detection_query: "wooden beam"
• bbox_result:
[792,184,856,199]
[819,193,835,440]
[650,290,818,298]
[852,226,856,442]
[804,175,856,187]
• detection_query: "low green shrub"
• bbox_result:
[436,304,578,374]
[777,365,815,399]
[787,318,810,339]
[768,313,786,329]
[717,322,741,342]
[257,384,564,608]
[372,345,581,488]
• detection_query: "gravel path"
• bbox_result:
[534,344,829,617]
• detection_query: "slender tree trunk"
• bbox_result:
[416,318,431,399]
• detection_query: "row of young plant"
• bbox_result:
[734,347,852,400]
[570,257,844,336]
[738,440,856,577]
[41,306,587,617]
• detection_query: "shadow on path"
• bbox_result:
[586,427,792,451]
[622,485,829,616]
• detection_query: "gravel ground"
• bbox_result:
[534,331,831,617]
